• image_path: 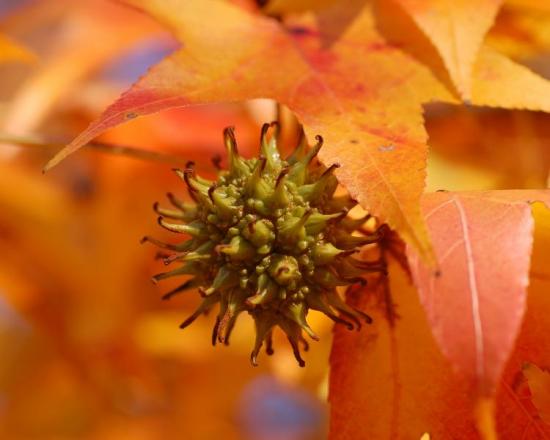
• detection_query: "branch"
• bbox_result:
[0,133,189,166]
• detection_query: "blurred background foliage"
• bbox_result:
[0,0,549,438]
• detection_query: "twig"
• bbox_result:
[0,133,188,166]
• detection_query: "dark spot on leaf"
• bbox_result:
[288,26,313,37]
[350,139,358,144]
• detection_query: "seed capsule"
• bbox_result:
[146,123,384,366]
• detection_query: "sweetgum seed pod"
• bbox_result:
[147,123,384,366]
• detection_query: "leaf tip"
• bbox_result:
[474,397,497,440]
[43,142,79,172]
[42,155,61,173]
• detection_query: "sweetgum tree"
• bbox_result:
[23,0,550,438]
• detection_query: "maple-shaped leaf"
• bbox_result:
[329,260,480,439]
[44,0,550,260]
[377,0,550,113]
[396,0,503,100]
[495,203,550,439]
[330,199,550,439]
[407,191,550,398]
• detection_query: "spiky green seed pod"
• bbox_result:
[144,123,383,366]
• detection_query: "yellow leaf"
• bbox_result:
[472,46,550,111]
[396,0,503,100]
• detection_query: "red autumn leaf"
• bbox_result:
[42,0,550,261]
[330,199,550,439]
[407,190,550,397]
[496,203,550,439]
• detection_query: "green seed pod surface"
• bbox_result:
[146,123,382,367]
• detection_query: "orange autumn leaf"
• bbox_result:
[524,364,550,425]
[407,191,550,398]
[43,0,456,261]
[396,0,503,100]
[43,0,550,264]
[329,260,479,439]
[100,105,261,163]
